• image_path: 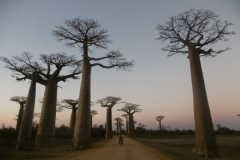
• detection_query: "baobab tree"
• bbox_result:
[9,96,27,134]
[114,117,123,136]
[1,52,82,147]
[90,110,98,133]
[121,114,129,135]
[96,96,122,139]
[117,103,142,137]
[59,99,78,132]
[155,9,235,158]
[16,74,37,150]
[156,116,164,130]
[53,17,134,149]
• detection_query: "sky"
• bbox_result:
[0,0,239,131]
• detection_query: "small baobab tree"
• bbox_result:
[53,17,134,149]
[114,117,123,136]
[9,96,27,134]
[121,114,129,135]
[96,96,122,139]
[90,109,98,134]
[156,116,164,130]
[156,9,235,157]
[117,103,142,137]
[59,99,78,132]
[1,52,82,147]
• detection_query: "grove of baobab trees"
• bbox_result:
[156,116,164,130]
[96,96,122,139]
[9,96,27,134]
[52,17,134,149]
[156,9,235,158]
[0,52,82,148]
[117,103,142,137]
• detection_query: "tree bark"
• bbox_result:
[125,117,128,135]
[105,107,113,139]
[159,121,161,130]
[72,44,92,150]
[16,74,36,150]
[16,104,25,134]
[35,77,57,147]
[69,108,77,132]
[128,114,134,137]
[188,44,219,158]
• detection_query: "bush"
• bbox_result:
[0,124,17,146]
[55,125,72,139]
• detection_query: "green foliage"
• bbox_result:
[55,125,73,139]
[91,124,105,138]
[0,124,17,146]
[215,124,239,135]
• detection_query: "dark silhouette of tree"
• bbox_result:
[90,110,98,133]
[1,52,81,147]
[155,9,235,158]
[114,117,123,135]
[117,103,142,137]
[156,116,164,130]
[9,96,27,134]
[96,96,122,139]
[237,114,240,119]
[59,99,78,132]
[121,114,129,135]
[138,123,146,129]
[53,17,134,149]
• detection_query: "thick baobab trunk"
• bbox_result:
[105,107,113,139]
[69,108,77,132]
[188,45,219,158]
[128,114,134,137]
[16,104,25,134]
[159,121,162,130]
[16,74,36,150]
[89,115,92,135]
[35,78,57,147]
[72,44,92,150]
[125,117,128,135]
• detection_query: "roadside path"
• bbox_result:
[66,136,170,160]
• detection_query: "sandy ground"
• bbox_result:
[63,136,170,160]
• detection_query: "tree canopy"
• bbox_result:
[156,9,235,57]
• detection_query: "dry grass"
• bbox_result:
[137,135,240,160]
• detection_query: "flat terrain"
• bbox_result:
[0,135,240,160]
[139,135,240,160]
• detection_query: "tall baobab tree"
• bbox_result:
[59,99,78,132]
[114,117,123,135]
[156,116,164,130]
[155,9,235,158]
[117,103,142,137]
[121,114,129,135]
[16,74,37,150]
[1,52,82,147]
[9,96,27,134]
[96,96,122,139]
[53,17,134,149]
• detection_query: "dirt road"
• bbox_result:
[66,136,170,160]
